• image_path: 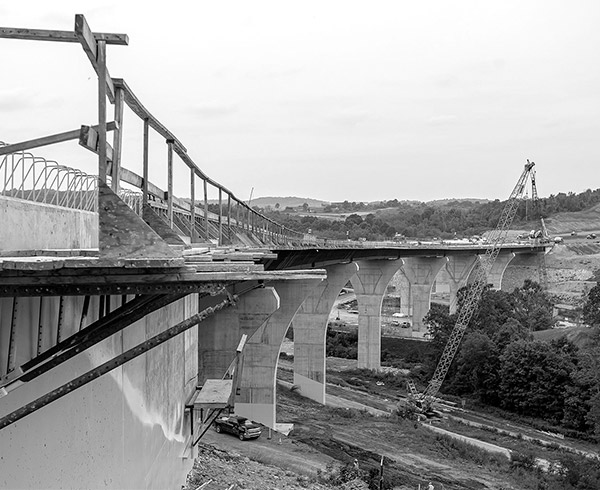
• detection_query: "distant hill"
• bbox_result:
[250,196,329,209]
[426,198,490,207]
[544,203,600,234]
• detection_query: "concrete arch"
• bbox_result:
[476,252,516,290]
[400,257,448,337]
[443,255,479,314]
[352,259,403,369]
[291,263,359,404]
[235,279,323,428]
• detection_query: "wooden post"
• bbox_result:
[218,187,223,246]
[190,167,196,242]
[167,140,174,228]
[97,40,107,184]
[142,118,149,206]
[203,179,209,241]
[111,86,124,193]
[227,194,232,241]
[236,201,240,232]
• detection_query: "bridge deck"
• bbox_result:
[0,247,325,297]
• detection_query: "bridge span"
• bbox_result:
[0,16,547,490]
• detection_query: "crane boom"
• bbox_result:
[530,169,549,289]
[419,161,536,402]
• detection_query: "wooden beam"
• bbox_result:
[0,27,128,44]
[190,167,196,243]
[218,188,223,246]
[79,125,114,162]
[142,118,149,206]
[112,78,185,151]
[203,179,209,241]
[167,141,174,229]
[119,167,161,199]
[74,14,115,103]
[111,87,124,193]
[0,122,117,156]
[97,40,108,184]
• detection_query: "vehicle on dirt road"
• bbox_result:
[214,415,262,440]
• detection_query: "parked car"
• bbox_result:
[214,415,262,441]
[586,233,597,239]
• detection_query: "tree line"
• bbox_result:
[422,280,600,441]
[258,187,600,240]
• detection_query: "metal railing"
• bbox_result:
[0,142,97,212]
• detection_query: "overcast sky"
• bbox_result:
[1,1,599,203]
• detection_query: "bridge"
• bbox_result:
[0,16,547,489]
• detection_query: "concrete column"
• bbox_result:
[197,288,280,385]
[292,263,359,404]
[481,252,515,290]
[236,279,322,428]
[398,271,412,316]
[445,255,478,314]
[353,259,403,370]
[401,257,447,336]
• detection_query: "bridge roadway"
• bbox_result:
[0,15,547,490]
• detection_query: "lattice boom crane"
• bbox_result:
[414,160,536,407]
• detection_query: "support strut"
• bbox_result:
[0,295,236,431]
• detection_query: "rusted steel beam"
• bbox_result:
[0,295,236,431]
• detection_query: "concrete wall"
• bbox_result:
[0,196,98,250]
[0,294,198,489]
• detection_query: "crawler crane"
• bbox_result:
[409,160,537,411]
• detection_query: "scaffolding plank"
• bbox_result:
[193,379,233,408]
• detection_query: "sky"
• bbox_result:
[1,1,599,204]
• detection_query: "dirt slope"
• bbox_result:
[544,203,600,235]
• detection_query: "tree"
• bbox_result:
[492,318,531,351]
[498,339,576,423]
[511,279,554,332]
[583,283,600,326]
[449,331,500,404]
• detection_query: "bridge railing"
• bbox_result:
[0,15,305,247]
[0,142,97,212]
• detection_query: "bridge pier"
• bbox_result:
[401,257,447,336]
[354,259,403,369]
[445,255,479,314]
[398,271,412,317]
[235,279,321,428]
[292,263,359,404]
[197,288,280,385]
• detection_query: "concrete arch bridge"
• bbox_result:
[0,16,548,490]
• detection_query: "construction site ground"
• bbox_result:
[184,354,598,490]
